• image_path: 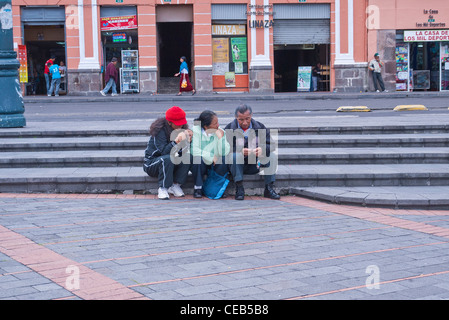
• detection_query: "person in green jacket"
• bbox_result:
[191,110,230,198]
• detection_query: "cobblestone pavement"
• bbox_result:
[1,193,449,302]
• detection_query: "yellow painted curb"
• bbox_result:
[336,106,371,112]
[393,105,428,111]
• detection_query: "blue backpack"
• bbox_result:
[202,166,229,200]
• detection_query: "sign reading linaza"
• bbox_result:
[249,20,273,28]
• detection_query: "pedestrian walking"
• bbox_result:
[369,53,388,92]
[48,61,61,97]
[191,110,230,198]
[100,57,119,96]
[143,106,192,200]
[174,56,196,96]
[225,104,280,201]
[44,55,55,95]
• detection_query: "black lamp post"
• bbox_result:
[0,0,26,128]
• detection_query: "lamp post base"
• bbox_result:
[0,114,26,128]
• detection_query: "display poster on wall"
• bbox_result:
[235,62,243,74]
[18,45,28,83]
[225,72,236,87]
[297,66,312,92]
[212,38,229,63]
[231,38,247,62]
[100,16,137,31]
[212,38,229,75]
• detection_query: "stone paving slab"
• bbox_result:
[1,193,449,303]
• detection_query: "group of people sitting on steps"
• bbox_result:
[143,104,281,201]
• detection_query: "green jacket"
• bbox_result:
[191,125,230,165]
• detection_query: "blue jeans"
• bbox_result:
[102,78,117,94]
[228,153,276,185]
[44,73,50,93]
[49,78,61,96]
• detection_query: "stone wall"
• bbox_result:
[249,66,273,93]
[67,69,101,96]
[194,66,213,93]
[139,67,157,94]
[334,63,369,92]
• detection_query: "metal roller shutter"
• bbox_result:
[273,19,330,45]
[21,7,65,25]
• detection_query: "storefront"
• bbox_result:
[211,4,248,92]
[273,3,331,92]
[367,0,449,92]
[12,1,372,96]
[100,6,139,93]
[20,6,67,95]
[396,30,449,91]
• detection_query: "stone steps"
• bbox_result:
[1,122,449,208]
[1,164,449,194]
[1,147,449,167]
[2,133,449,151]
[289,186,449,209]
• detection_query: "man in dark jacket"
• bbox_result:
[100,57,118,96]
[225,104,280,200]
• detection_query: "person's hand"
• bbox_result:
[175,131,187,144]
[185,129,193,142]
[253,147,263,157]
[212,155,218,165]
[242,148,251,156]
[215,128,224,139]
[174,73,180,77]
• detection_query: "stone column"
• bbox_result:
[0,0,25,128]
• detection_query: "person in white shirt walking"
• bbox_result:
[369,53,388,93]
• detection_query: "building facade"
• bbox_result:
[367,0,449,92]
[12,0,382,96]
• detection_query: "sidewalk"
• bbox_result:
[23,90,449,104]
[1,193,449,301]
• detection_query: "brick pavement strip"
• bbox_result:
[1,193,449,301]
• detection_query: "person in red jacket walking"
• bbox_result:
[100,57,119,96]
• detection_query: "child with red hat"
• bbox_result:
[143,106,193,199]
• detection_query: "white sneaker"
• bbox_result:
[376,90,380,93]
[168,183,185,197]
[158,187,170,200]
[100,91,106,96]
[111,93,118,96]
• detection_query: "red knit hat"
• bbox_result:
[165,106,187,126]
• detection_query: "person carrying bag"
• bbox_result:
[191,110,230,199]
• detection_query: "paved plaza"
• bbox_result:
[1,192,449,302]
[1,93,449,305]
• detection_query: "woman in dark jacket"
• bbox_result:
[143,106,192,199]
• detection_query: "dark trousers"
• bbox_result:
[144,155,190,188]
[228,153,275,185]
[372,72,385,91]
[191,156,229,187]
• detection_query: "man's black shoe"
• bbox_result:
[264,183,280,200]
[235,183,245,200]
[194,188,202,198]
